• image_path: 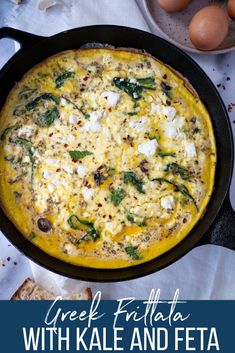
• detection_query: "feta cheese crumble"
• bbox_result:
[184,141,197,158]
[161,195,175,210]
[138,139,158,157]
[101,91,120,107]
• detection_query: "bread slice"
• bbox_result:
[11,278,92,300]
[11,0,22,4]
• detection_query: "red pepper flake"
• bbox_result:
[84,180,91,188]
[108,107,112,112]
[72,159,78,163]
[49,132,53,137]
[83,76,89,81]
[64,143,68,148]
[227,103,235,113]
[98,203,102,207]
[104,96,108,100]
[56,168,61,172]
[80,88,85,92]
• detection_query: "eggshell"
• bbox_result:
[228,0,235,20]
[189,5,229,51]
[157,0,191,13]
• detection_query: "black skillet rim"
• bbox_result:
[0,25,233,282]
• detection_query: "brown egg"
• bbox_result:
[189,5,229,51]
[157,0,191,13]
[228,0,235,20]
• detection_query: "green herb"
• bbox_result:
[157,151,176,158]
[55,71,75,89]
[26,93,59,111]
[69,150,92,161]
[164,163,190,180]
[36,106,59,127]
[15,137,34,163]
[149,135,157,140]
[123,111,138,116]
[136,77,156,89]
[113,76,156,100]
[18,86,37,100]
[67,215,100,244]
[0,124,21,141]
[152,178,198,211]
[61,96,90,119]
[110,188,127,206]
[113,77,142,99]
[138,221,147,227]
[123,171,145,194]
[126,213,147,227]
[125,246,142,260]
[126,214,135,223]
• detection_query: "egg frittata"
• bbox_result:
[0,49,216,268]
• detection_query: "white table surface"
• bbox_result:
[0,0,234,300]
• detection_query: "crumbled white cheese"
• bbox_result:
[101,91,120,107]
[163,121,177,138]
[52,178,60,187]
[60,98,67,107]
[161,195,175,210]
[82,187,94,201]
[63,164,74,174]
[22,156,30,164]
[151,104,176,120]
[163,115,185,139]
[184,141,197,158]
[103,127,111,138]
[46,158,58,167]
[173,116,184,128]
[63,242,76,256]
[84,110,103,132]
[68,134,75,142]
[129,78,138,84]
[69,115,78,124]
[43,170,53,180]
[48,183,55,193]
[77,165,88,177]
[129,117,147,132]
[105,221,123,235]
[138,139,158,157]
[18,125,34,138]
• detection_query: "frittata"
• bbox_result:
[0,48,216,268]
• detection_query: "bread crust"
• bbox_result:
[11,278,92,300]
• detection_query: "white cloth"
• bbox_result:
[0,0,235,299]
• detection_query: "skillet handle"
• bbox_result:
[0,27,43,50]
[197,193,235,250]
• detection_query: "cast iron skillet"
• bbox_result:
[0,25,234,282]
